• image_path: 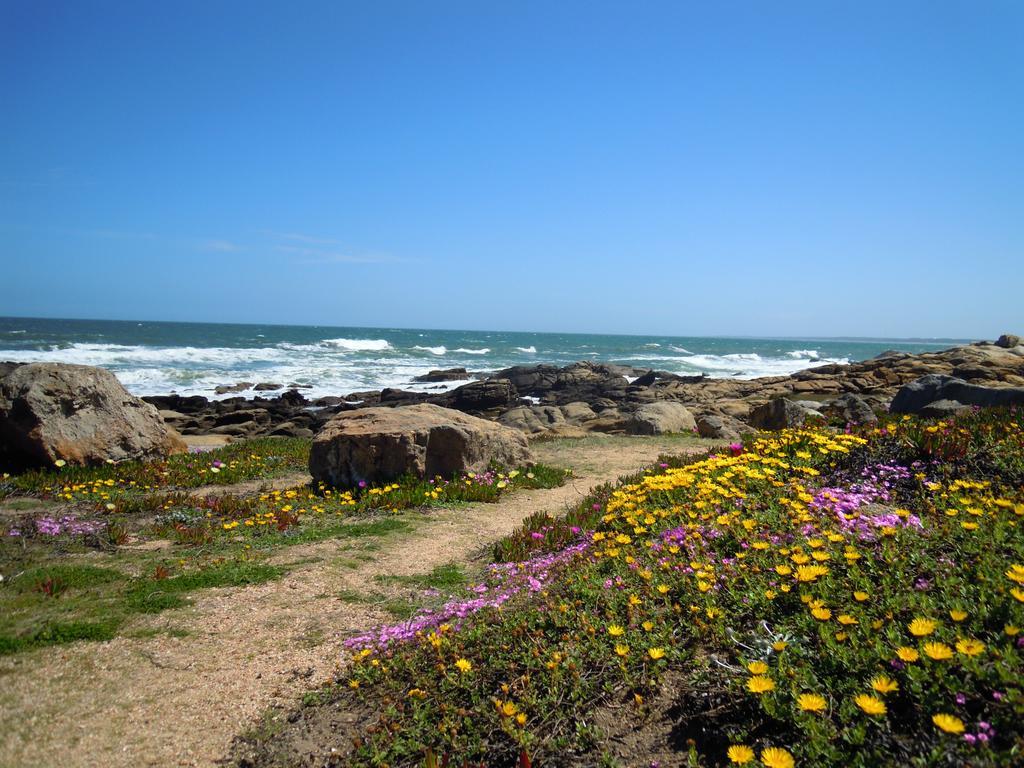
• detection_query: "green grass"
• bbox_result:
[8,564,125,594]
[0,558,286,655]
[375,562,467,591]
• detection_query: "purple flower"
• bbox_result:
[358,480,367,488]
[956,693,967,706]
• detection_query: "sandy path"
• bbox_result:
[0,436,708,768]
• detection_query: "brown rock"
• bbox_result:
[623,402,697,435]
[310,403,532,488]
[0,362,187,467]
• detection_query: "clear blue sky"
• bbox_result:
[2,1,1021,338]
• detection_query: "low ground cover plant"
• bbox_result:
[0,437,568,656]
[270,409,1023,767]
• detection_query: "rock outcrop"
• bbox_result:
[144,335,1024,441]
[0,362,187,467]
[889,374,1024,415]
[309,403,532,488]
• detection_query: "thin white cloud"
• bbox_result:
[199,239,242,252]
[262,230,344,246]
[273,244,406,264]
[83,229,158,240]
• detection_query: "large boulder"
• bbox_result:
[748,398,811,431]
[889,374,1024,414]
[623,402,696,435]
[695,412,745,441]
[309,403,532,488]
[996,334,1021,349]
[822,393,877,425]
[0,362,187,467]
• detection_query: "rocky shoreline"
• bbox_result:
[139,334,1024,442]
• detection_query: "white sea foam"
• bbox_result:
[643,343,661,348]
[320,337,390,351]
[0,334,852,401]
[669,345,691,353]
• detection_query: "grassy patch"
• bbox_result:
[375,562,467,591]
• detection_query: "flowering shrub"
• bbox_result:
[299,411,1024,767]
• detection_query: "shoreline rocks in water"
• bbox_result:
[4,335,1021,451]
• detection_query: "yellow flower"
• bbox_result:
[642,621,654,632]
[496,700,518,717]
[746,676,775,694]
[908,618,936,637]
[797,693,827,713]
[54,459,66,467]
[1006,564,1024,584]
[647,647,666,660]
[854,694,887,716]
[727,744,755,764]
[932,713,965,734]
[837,614,858,626]
[949,609,967,622]
[853,591,869,602]
[1006,624,1021,636]
[454,658,472,673]
[747,660,769,675]
[608,624,625,637]
[614,643,629,657]
[955,638,985,656]
[760,746,795,768]
[871,675,899,694]
[1011,588,1024,603]
[811,606,831,621]
[348,680,359,689]
[795,564,829,582]
[515,712,527,726]
[896,646,919,662]
[923,642,954,660]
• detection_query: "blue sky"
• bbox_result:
[2,1,1022,338]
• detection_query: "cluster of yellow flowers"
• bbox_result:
[582,426,1022,763]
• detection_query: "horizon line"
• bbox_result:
[0,314,982,345]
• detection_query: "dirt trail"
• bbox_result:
[0,436,709,768]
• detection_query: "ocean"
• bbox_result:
[0,317,972,401]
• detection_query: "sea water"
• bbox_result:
[0,317,971,401]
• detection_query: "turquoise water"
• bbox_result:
[0,317,972,399]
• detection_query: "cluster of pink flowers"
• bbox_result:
[7,514,106,537]
[809,463,922,540]
[344,537,590,650]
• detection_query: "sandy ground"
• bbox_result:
[0,435,710,768]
